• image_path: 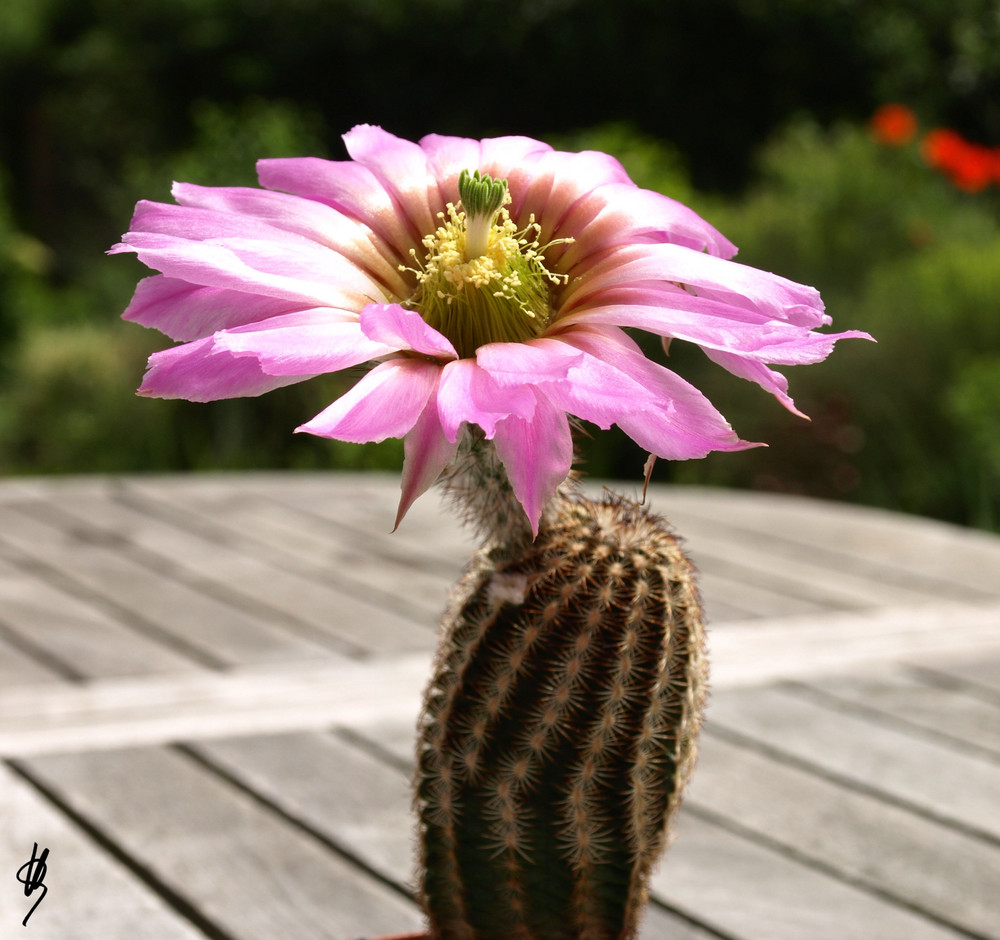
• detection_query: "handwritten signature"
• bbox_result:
[15,843,49,926]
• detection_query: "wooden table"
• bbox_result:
[0,472,998,940]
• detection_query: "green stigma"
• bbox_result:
[402,169,572,359]
[458,169,508,259]
[458,169,508,222]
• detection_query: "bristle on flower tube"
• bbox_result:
[415,490,708,940]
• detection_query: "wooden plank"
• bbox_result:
[190,731,415,889]
[0,474,112,504]
[277,475,841,613]
[691,569,831,621]
[705,684,1000,842]
[227,473,999,616]
[120,471,472,564]
[123,480,802,626]
[919,653,1000,700]
[0,502,356,665]
[112,484,456,624]
[654,485,1000,600]
[676,526,943,610]
[33,491,437,657]
[126,473,471,580]
[652,812,968,940]
[265,482,781,625]
[804,662,1000,756]
[229,475,851,624]
[19,745,425,939]
[635,903,723,940]
[217,474,485,576]
[334,710,992,939]
[0,762,206,940]
[346,717,419,769]
[689,731,1000,938]
[708,601,1000,687]
[0,555,197,681]
[0,631,65,688]
[12,473,1000,605]
[126,473,882,632]
[191,730,728,940]
[125,473,999,625]
[0,654,431,758]
[4,607,995,759]
[693,592,756,624]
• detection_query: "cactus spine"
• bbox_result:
[415,437,708,940]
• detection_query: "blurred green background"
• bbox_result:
[1,0,998,529]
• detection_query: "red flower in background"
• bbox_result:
[922,128,1000,193]
[870,104,918,146]
[870,104,1000,192]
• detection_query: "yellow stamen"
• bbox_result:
[401,170,573,359]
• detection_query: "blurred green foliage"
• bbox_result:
[0,0,998,530]
[589,121,1000,530]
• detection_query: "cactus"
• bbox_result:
[415,438,707,940]
[111,123,859,940]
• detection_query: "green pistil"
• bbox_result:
[459,169,508,259]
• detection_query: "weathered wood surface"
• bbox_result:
[1,472,999,939]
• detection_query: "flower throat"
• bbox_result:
[404,169,569,359]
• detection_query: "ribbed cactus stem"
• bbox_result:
[416,441,707,940]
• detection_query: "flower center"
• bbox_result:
[403,169,569,359]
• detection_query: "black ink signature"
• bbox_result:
[15,843,49,926]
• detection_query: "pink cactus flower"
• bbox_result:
[112,125,869,532]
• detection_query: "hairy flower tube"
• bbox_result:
[112,125,870,533]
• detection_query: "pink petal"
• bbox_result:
[506,148,633,238]
[492,392,574,537]
[297,358,440,442]
[126,199,315,246]
[171,183,411,297]
[212,310,398,376]
[702,347,804,416]
[256,156,419,261]
[562,327,756,456]
[561,296,849,362]
[435,359,536,441]
[137,336,314,401]
[122,275,304,342]
[560,243,825,326]
[359,303,458,359]
[343,125,441,245]
[560,296,869,406]
[396,393,459,530]
[418,134,483,201]
[552,183,737,274]
[477,135,554,175]
[474,340,583,386]
[465,134,555,208]
[110,231,383,310]
[480,337,657,430]
[412,131,561,208]
[566,289,871,361]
